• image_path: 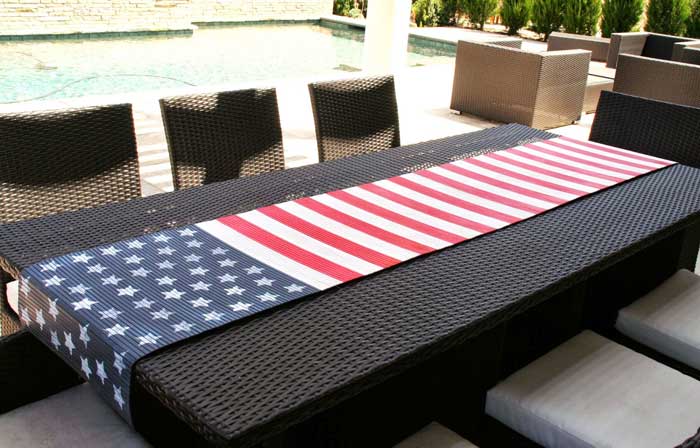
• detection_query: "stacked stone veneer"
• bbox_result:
[0,0,333,35]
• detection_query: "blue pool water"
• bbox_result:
[0,23,454,103]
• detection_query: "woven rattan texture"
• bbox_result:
[591,92,700,168]
[450,41,590,129]
[682,47,700,65]
[613,54,700,108]
[548,32,610,61]
[0,104,141,336]
[160,88,285,190]
[2,125,700,446]
[308,75,400,162]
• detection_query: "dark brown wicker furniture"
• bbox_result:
[681,46,700,65]
[0,124,698,447]
[607,32,700,68]
[590,91,700,168]
[160,88,285,190]
[308,75,400,162]
[548,32,610,62]
[450,41,591,129]
[613,54,700,108]
[0,104,141,336]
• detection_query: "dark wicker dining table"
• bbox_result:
[1,123,700,447]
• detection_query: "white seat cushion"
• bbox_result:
[486,330,700,448]
[394,422,478,448]
[6,280,18,314]
[616,269,700,371]
[0,384,150,448]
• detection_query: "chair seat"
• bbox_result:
[0,384,150,448]
[616,269,700,371]
[486,330,700,448]
[394,422,478,448]
[6,280,18,314]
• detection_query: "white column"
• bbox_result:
[362,0,412,74]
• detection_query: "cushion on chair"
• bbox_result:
[394,422,478,448]
[6,280,18,314]
[616,269,700,371]
[486,331,700,448]
[0,384,150,448]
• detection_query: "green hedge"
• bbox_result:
[646,0,691,35]
[687,0,700,37]
[413,0,442,27]
[463,0,500,30]
[501,0,532,35]
[562,0,602,35]
[601,0,644,37]
[531,0,564,40]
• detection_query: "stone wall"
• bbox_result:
[0,0,333,35]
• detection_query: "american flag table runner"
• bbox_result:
[17,136,674,423]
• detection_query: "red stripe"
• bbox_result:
[463,157,589,196]
[558,136,672,165]
[328,190,463,244]
[217,215,361,282]
[488,152,608,189]
[387,176,519,224]
[512,146,626,183]
[295,197,434,254]
[361,182,496,233]
[527,142,640,176]
[440,163,567,205]
[544,140,654,171]
[258,205,400,267]
[417,169,546,214]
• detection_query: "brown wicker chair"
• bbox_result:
[308,75,400,162]
[160,88,285,190]
[0,104,141,336]
[606,32,700,68]
[590,91,700,168]
[548,32,610,62]
[450,41,591,129]
[613,54,700,108]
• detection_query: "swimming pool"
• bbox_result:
[0,23,454,104]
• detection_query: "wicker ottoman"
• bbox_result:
[584,75,614,114]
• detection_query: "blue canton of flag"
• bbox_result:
[18,225,317,423]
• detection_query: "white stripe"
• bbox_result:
[429,165,558,209]
[239,210,382,276]
[532,141,647,173]
[313,194,451,249]
[451,160,579,200]
[379,176,522,225]
[516,145,634,179]
[277,201,419,261]
[346,187,480,239]
[498,149,617,186]
[401,173,533,220]
[196,220,339,290]
[556,137,671,166]
[476,155,598,193]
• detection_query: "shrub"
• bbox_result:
[687,0,700,37]
[646,0,691,35]
[349,7,364,18]
[601,0,644,37]
[531,0,564,40]
[501,0,532,35]
[333,0,354,16]
[413,0,442,27]
[438,0,460,25]
[562,0,602,35]
[463,0,499,30]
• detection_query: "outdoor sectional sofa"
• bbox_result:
[607,32,700,68]
[548,32,611,62]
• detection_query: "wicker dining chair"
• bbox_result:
[0,103,141,336]
[160,88,286,190]
[590,91,700,168]
[308,75,401,163]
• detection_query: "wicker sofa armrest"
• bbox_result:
[0,329,83,414]
[607,32,648,68]
[548,32,610,62]
[681,47,700,66]
[613,54,700,108]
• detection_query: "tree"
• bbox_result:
[562,0,603,35]
[687,0,700,37]
[531,0,565,40]
[438,0,460,25]
[601,0,644,37]
[646,0,691,35]
[413,0,442,27]
[463,0,500,30]
[501,0,532,35]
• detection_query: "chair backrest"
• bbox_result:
[0,104,141,223]
[682,47,700,66]
[643,34,697,61]
[160,88,285,190]
[590,91,700,168]
[308,75,400,163]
